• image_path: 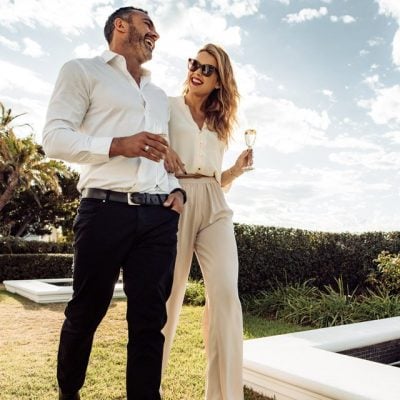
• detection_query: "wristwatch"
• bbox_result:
[170,188,187,204]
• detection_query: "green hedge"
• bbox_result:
[0,254,73,281]
[189,225,400,296]
[0,237,72,254]
[3,227,400,295]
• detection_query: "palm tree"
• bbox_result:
[0,102,69,213]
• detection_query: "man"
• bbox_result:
[42,6,186,400]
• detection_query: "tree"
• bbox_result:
[0,169,79,238]
[0,102,77,237]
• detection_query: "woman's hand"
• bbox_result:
[164,148,187,175]
[233,149,252,174]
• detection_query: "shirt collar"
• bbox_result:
[101,49,119,63]
[100,50,152,83]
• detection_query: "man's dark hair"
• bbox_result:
[104,6,148,44]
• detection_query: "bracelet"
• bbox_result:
[170,188,187,204]
[229,168,240,178]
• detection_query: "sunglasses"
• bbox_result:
[187,58,217,77]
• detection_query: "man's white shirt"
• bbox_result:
[43,50,179,194]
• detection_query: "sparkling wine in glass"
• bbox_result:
[149,121,168,190]
[243,128,256,171]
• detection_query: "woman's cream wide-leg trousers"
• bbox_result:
[162,177,244,400]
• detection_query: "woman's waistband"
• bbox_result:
[176,174,210,179]
[176,175,218,184]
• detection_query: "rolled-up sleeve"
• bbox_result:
[42,60,112,164]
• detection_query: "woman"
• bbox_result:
[162,43,251,400]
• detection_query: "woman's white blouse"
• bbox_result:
[168,96,226,184]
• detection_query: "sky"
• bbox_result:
[1,0,400,233]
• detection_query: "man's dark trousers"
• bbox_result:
[57,198,179,399]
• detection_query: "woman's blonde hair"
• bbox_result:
[183,43,239,144]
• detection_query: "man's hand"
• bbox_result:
[163,191,185,214]
[164,148,186,175]
[110,132,169,162]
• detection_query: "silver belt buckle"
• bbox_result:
[127,193,140,206]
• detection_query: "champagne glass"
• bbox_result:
[148,121,168,190]
[243,129,256,171]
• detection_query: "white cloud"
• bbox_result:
[368,37,384,47]
[0,0,111,35]
[208,0,261,18]
[73,43,106,58]
[326,134,381,151]
[283,7,328,24]
[384,130,400,144]
[330,150,400,170]
[330,15,356,23]
[392,28,400,66]
[234,62,272,96]
[241,95,330,153]
[320,89,335,101]
[155,4,243,54]
[273,0,290,4]
[362,74,381,90]
[0,35,20,51]
[374,2,400,67]
[22,38,46,58]
[376,0,400,21]
[362,85,400,125]
[0,59,53,95]
[341,15,356,23]
[0,35,46,57]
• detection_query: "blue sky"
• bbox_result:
[1,0,400,232]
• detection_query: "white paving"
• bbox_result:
[3,278,125,303]
[243,317,400,400]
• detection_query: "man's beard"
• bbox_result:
[127,24,151,61]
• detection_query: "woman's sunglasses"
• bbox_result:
[188,58,217,77]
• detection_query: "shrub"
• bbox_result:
[246,279,400,328]
[0,254,73,281]
[184,280,205,306]
[356,287,400,320]
[367,251,400,294]
[0,236,72,254]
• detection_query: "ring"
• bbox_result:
[144,145,150,152]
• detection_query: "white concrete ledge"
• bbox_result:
[3,278,125,303]
[244,317,400,400]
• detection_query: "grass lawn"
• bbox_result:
[0,287,304,400]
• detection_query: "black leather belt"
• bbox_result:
[81,188,169,206]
